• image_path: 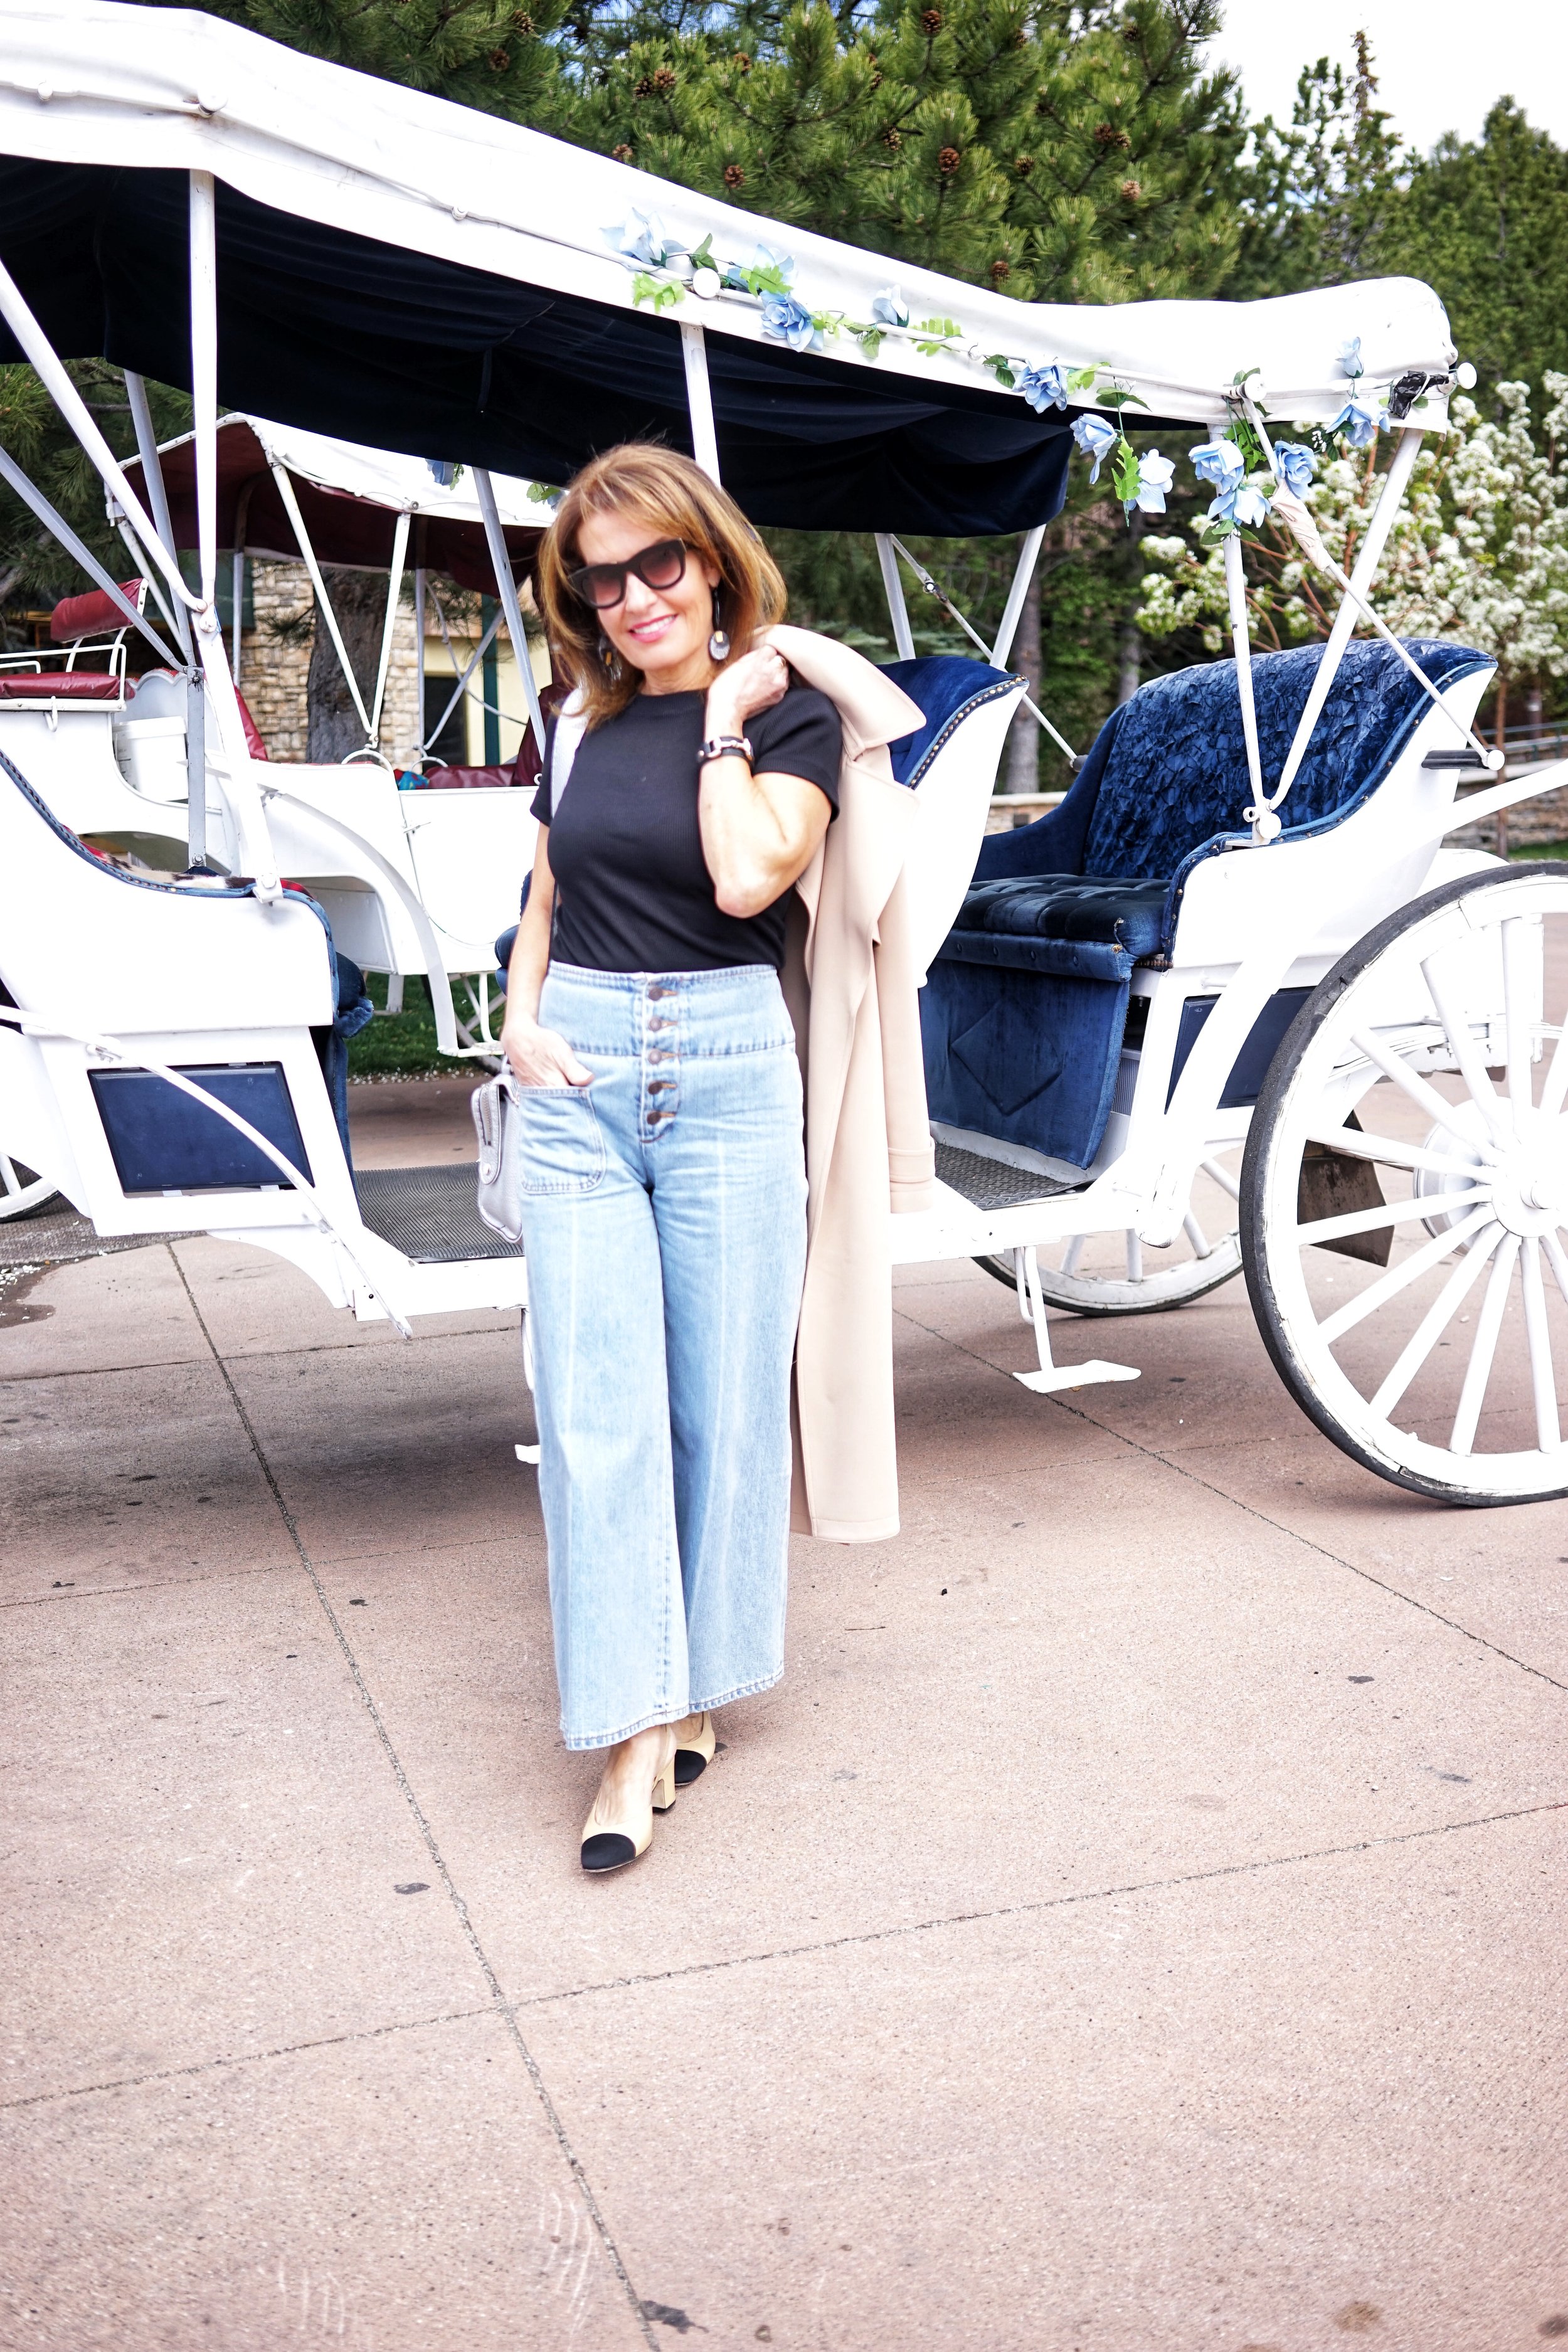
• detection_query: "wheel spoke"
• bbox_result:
[1421,953,1507,1138]
[1542,1022,1568,1121]
[1125,1231,1143,1282]
[1305,1126,1498,1181]
[1183,1210,1212,1259]
[1501,917,1539,1118]
[1200,1157,1239,1200]
[0,1154,18,1197]
[1318,1201,1496,1347]
[1059,1234,1084,1277]
[1298,1185,1491,1250]
[1543,1229,1568,1311]
[1520,1236,1562,1452]
[1351,1028,1500,1154]
[1370,1221,1503,1419]
[1450,1234,1520,1454]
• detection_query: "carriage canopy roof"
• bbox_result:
[124,413,546,586]
[0,3,1459,533]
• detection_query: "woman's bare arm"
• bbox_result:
[699,645,834,918]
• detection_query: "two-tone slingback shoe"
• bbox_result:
[672,1710,716,1787]
[580,1730,678,1874]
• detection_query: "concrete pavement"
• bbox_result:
[2,1078,1565,2350]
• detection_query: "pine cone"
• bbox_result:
[652,64,676,92]
[724,162,746,189]
[920,7,942,31]
[937,144,961,178]
[1093,121,1131,149]
[882,124,902,149]
[612,143,633,161]
[487,46,510,69]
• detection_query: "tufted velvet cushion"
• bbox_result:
[951,873,1167,958]
[879,655,1022,787]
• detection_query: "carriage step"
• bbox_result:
[356,1163,526,1264]
[933,1140,1084,1212]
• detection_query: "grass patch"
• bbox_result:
[348,973,473,1079]
[1509,841,1568,861]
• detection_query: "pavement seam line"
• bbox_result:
[892,1301,1568,1694]
[505,1793,1568,2010]
[0,2002,497,2114]
[0,1320,514,1385]
[165,1245,659,2352]
[0,1560,295,1611]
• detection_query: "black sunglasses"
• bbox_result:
[568,537,688,612]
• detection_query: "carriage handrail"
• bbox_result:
[255,785,466,1056]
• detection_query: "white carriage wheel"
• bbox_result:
[0,1151,59,1223]
[1242,866,1568,1505]
[974,1153,1243,1317]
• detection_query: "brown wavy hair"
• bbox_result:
[536,443,787,728]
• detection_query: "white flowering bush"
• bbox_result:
[1139,379,1568,734]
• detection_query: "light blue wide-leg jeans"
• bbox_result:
[517,962,807,1751]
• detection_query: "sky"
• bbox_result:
[1206,0,1568,154]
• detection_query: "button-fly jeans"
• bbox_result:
[517,962,808,1751]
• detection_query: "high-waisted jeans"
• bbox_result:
[517,962,808,1751]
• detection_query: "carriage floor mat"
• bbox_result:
[356,1165,526,1263]
[933,1141,1084,1212]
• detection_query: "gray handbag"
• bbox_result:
[472,1073,526,1245]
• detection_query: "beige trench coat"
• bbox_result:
[761,625,936,1543]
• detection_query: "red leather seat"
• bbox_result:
[0,671,122,701]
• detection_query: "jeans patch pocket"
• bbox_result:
[517,1085,605,1196]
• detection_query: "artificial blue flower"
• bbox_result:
[1273,441,1316,497]
[760,292,817,351]
[1072,413,1119,480]
[604,209,676,268]
[871,286,909,327]
[1018,363,1069,414]
[1189,438,1246,494]
[1210,479,1273,527]
[1337,336,1364,381]
[427,460,457,488]
[726,240,796,291]
[1328,398,1381,449]
[1132,450,1175,514]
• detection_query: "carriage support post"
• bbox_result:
[472,468,546,760]
[679,323,722,485]
[990,526,1046,668]
[874,536,917,662]
[1267,427,1424,821]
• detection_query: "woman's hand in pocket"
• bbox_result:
[501,1016,592,1089]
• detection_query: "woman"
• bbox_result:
[501,443,842,1875]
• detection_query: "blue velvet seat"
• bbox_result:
[879,655,1024,786]
[924,637,1492,1170]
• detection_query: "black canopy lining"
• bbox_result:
[0,159,1081,536]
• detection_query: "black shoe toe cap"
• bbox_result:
[581,1831,638,1873]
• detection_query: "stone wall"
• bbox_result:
[234,559,426,771]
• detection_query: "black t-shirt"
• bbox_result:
[531,682,842,973]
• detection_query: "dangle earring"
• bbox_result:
[597,632,621,681]
[707,586,731,664]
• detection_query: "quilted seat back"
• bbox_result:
[975,637,1492,890]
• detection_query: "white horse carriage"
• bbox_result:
[4,3,1568,1507]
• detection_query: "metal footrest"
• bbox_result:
[356,1164,524,1264]
[933,1140,1083,1212]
